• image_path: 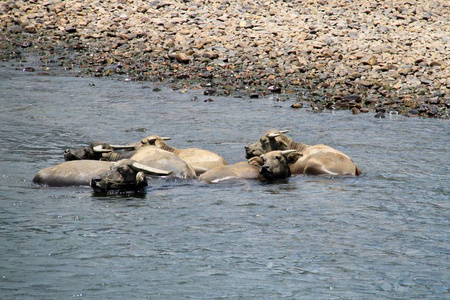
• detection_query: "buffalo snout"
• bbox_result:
[91,176,101,184]
[260,165,270,174]
[245,144,263,159]
[63,149,80,161]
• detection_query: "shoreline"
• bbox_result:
[1,0,449,118]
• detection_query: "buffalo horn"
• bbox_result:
[150,136,171,141]
[93,145,113,153]
[109,144,136,150]
[267,130,289,138]
[267,133,280,138]
[144,136,171,143]
[280,150,297,156]
[130,161,173,176]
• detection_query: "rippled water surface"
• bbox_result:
[1,63,449,299]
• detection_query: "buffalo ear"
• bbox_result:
[248,156,263,167]
[193,166,208,175]
[278,140,289,149]
[287,152,302,164]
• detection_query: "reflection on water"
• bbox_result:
[0,62,449,299]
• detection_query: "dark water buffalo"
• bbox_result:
[141,135,228,175]
[245,129,361,176]
[64,142,136,161]
[199,150,299,183]
[33,159,172,192]
[90,160,172,193]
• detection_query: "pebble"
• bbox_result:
[0,0,448,119]
[174,53,189,64]
[374,112,386,118]
[291,103,303,109]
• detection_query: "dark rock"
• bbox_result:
[203,52,219,60]
[422,12,432,20]
[343,95,362,102]
[16,41,32,48]
[201,71,213,79]
[204,88,216,96]
[268,85,282,93]
[23,67,35,72]
[9,25,23,34]
[377,26,389,33]
[374,112,386,118]
[175,73,190,79]
[325,102,335,109]
[65,26,77,33]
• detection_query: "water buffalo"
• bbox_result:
[33,159,172,192]
[199,150,299,183]
[245,129,361,176]
[141,135,228,175]
[90,160,172,193]
[63,142,136,161]
[128,146,197,179]
[79,137,196,179]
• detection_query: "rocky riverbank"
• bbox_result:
[1,0,449,118]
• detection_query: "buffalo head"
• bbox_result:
[138,135,171,148]
[64,143,136,161]
[245,130,290,159]
[90,159,172,193]
[249,150,302,181]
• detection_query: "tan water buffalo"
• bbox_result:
[199,150,299,183]
[127,146,197,179]
[245,129,361,176]
[33,159,172,192]
[140,135,228,175]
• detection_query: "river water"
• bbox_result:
[0,61,449,299]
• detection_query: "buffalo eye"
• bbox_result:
[276,155,281,161]
[116,166,127,174]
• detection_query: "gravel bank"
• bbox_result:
[1,0,449,118]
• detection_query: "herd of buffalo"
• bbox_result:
[33,130,362,194]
